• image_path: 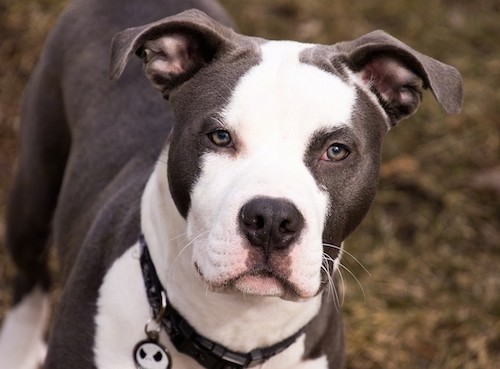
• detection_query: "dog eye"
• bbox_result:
[208,130,233,147]
[321,144,350,161]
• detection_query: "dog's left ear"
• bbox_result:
[339,30,463,125]
[110,9,237,97]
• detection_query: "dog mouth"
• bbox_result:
[195,263,308,300]
[234,270,288,297]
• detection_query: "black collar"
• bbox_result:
[139,234,307,369]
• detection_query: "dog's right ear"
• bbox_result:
[110,9,236,97]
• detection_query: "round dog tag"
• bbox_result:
[134,340,172,369]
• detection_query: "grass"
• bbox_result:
[1,1,499,368]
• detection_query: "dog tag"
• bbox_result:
[134,339,171,369]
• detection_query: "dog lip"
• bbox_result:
[237,267,282,285]
[234,272,285,297]
[194,262,312,300]
[234,270,314,301]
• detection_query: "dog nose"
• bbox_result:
[239,197,304,255]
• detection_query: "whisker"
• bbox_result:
[339,262,366,301]
[170,232,188,241]
[321,263,340,309]
[322,253,341,309]
[336,263,346,306]
[170,230,210,277]
[217,82,235,104]
[323,242,371,277]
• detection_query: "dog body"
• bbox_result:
[0,0,462,368]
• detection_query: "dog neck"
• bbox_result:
[140,153,322,353]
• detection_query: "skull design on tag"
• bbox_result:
[134,340,171,369]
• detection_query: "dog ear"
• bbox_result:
[339,30,463,125]
[110,9,236,97]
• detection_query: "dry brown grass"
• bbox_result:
[1,1,499,368]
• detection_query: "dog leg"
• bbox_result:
[1,43,70,368]
[0,287,50,369]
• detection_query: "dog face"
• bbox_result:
[111,10,462,301]
[179,41,386,300]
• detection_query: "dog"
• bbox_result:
[0,0,462,368]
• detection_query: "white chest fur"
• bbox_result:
[93,244,204,369]
[93,244,328,369]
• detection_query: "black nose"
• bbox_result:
[239,197,304,255]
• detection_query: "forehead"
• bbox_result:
[222,41,356,141]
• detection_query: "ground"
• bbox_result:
[0,1,499,368]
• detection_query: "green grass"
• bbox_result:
[1,1,499,368]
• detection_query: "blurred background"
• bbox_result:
[0,0,498,368]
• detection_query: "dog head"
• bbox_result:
[111,9,462,301]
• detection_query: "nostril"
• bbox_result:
[255,215,265,229]
[280,218,299,234]
[240,211,265,230]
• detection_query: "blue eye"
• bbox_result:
[208,130,233,147]
[321,144,350,161]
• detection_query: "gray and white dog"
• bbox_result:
[0,0,462,368]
